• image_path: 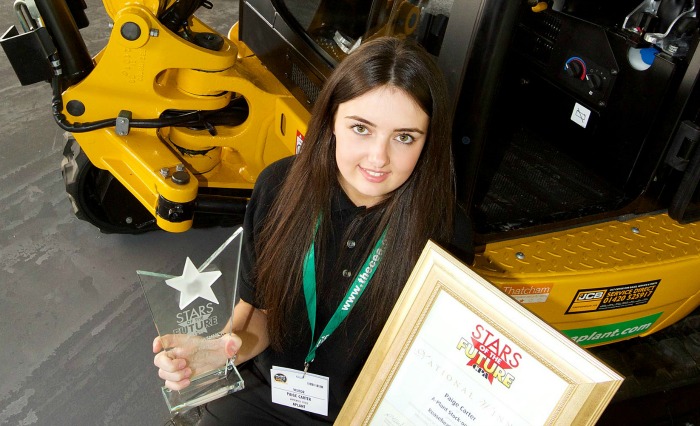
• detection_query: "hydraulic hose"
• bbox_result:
[50,75,211,133]
[34,0,93,86]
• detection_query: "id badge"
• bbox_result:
[270,366,329,416]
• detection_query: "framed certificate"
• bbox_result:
[337,241,623,425]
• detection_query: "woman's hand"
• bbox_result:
[151,299,269,391]
[152,333,241,391]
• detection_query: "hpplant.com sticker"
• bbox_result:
[455,324,521,388]
[562,312,662,345]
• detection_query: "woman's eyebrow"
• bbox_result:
[344,115,425,134]
[344,115,375,127]
[395,127,426,134]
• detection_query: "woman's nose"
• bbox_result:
[366,138,389,168]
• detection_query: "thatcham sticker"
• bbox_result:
[566,279,660,314]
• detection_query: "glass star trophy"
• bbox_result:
[137,227,245,414]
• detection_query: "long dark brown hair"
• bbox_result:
[256,36,455,350]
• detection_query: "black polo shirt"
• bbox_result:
[238,155,473,421]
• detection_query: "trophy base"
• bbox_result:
[162,362,245,414]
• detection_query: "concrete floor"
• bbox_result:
[0,1,238,425]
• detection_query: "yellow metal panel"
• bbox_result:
[472,214,700,346]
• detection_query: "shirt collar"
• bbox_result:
[332,185,367,214]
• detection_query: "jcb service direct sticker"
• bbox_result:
[566,279,660,314]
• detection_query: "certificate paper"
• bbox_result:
[373,291,566,426]
[337,241,623,426]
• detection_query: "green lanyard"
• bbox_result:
[302,226,387,372]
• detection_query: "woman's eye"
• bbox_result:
[396,134,415,144]
[351,124,369,135]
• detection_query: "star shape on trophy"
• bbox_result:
[166,257,221,310]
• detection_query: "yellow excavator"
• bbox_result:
[3,0,700,417]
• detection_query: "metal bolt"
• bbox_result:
[171,171,190,185]
[516,252,525,260]
[150,28,159,37]
[175,163,185,172]
[125,217,133,224]
[631,227,640,234]
[120,22,141,41]
[160,167,169,178]
[168,206,184,220]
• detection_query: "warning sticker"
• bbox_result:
[295,131,304,154]
[566,279,660,314]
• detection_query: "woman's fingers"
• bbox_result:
[152,335,164,353]
[153,350,185,372]
[153,333,240,390]
[163,377,192,392]
[223,333,242,358]
[158,366,192,387]
[181,334,238,377]
[154,350,192,390]
[157,365,191,382]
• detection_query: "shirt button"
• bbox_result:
[346,240,356,249]
[342,269,352,278]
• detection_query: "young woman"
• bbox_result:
[153,36,473,425]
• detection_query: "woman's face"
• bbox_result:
[334,86,429,207]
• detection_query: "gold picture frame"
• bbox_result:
[337,241,623,425]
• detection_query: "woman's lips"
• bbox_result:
[359,166,389,183]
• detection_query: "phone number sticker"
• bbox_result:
[566,279,660,314]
